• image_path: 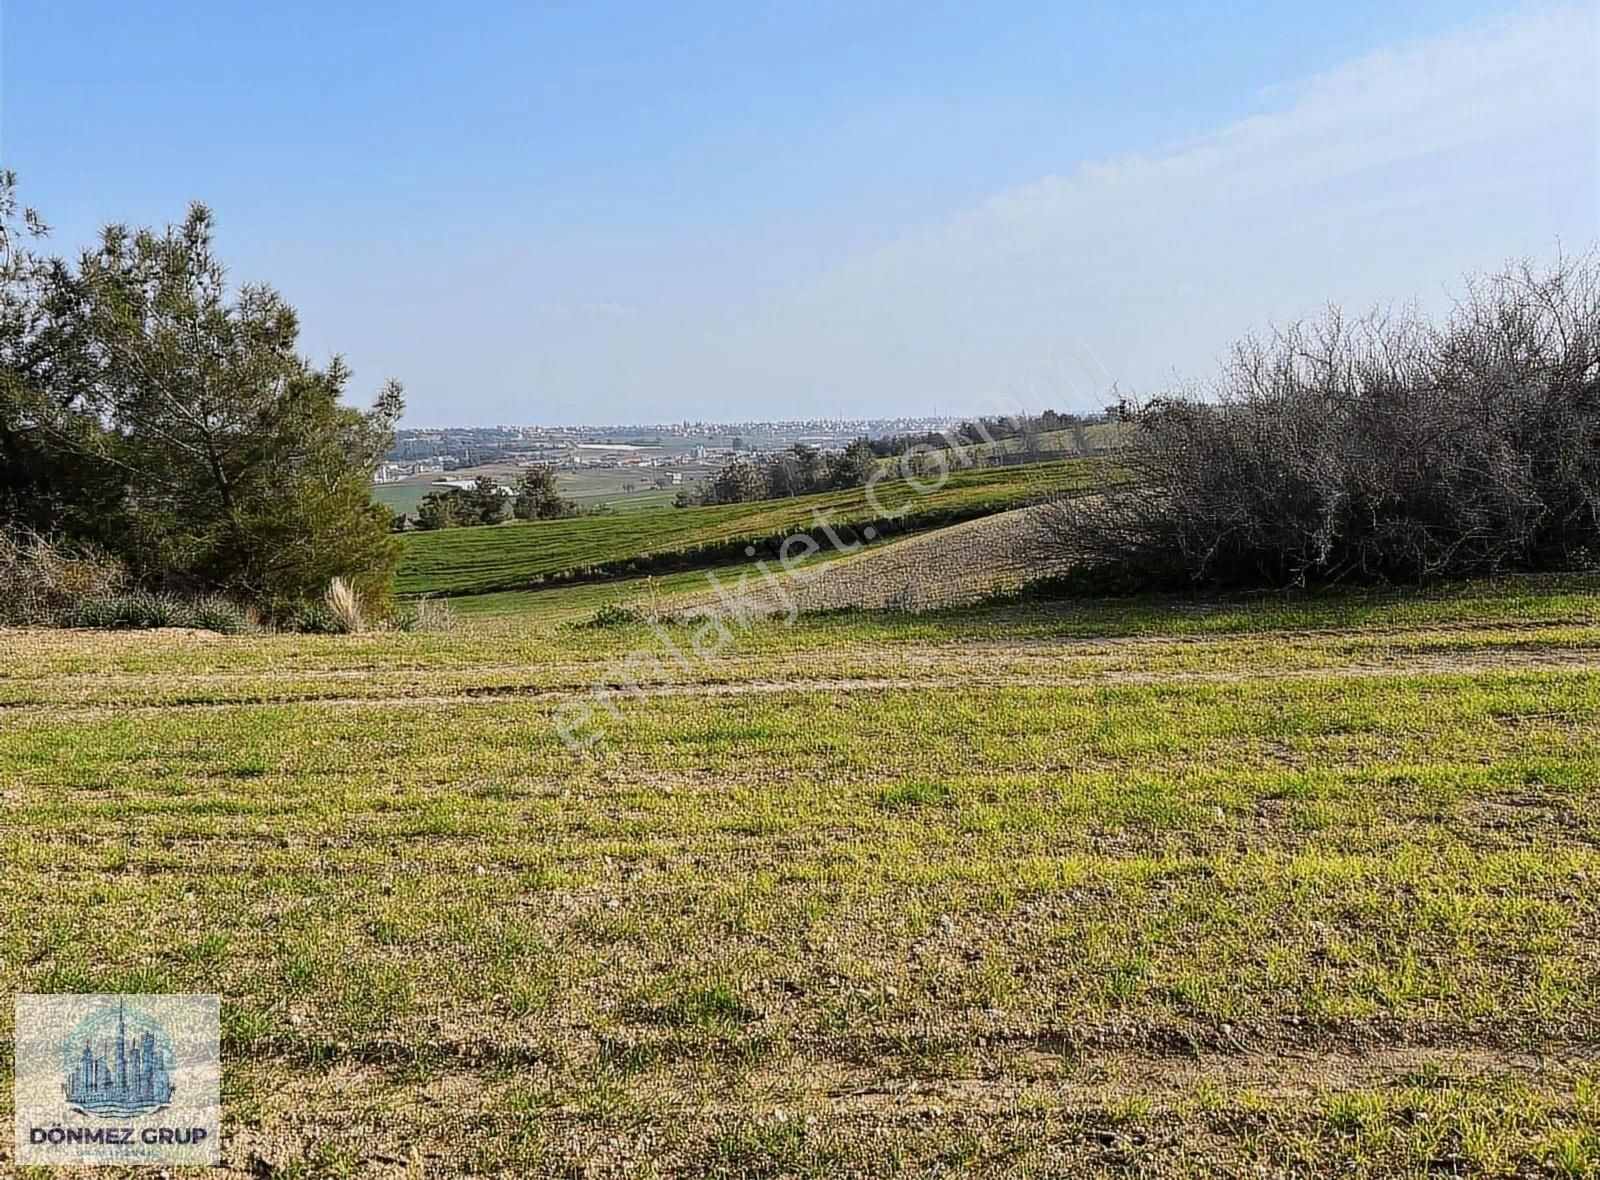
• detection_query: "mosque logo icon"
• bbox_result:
[60,997,175,1118]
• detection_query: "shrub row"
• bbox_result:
[1,532,457,635]
[59,591,456,635]
[1043,254,1600,590]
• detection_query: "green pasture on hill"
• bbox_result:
[396,459,1091,597]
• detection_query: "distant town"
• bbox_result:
[377,418,964,480]
[369,413,1114,526]
[371,418,986,517]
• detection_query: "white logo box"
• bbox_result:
[15,994,220,1167]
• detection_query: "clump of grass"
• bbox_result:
[876,779,952,810]
[63,596,120,630]
[189,596,257,635]
[66,591,259,634]
[324,577,366,633]
[63,590,259,634]
[286,601,347,634]
[69,591,184,630]
[625,979,760,1033]
[664,982,758,1031]
[585,602,647,627]
[705,1117,811,1179]
[581,582,683,628]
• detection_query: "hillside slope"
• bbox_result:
[397,459,1089,597]
[666,504,1058,617]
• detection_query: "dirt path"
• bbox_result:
[774,1042,1600,1113]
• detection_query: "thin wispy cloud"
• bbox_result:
[527,4,1596,421]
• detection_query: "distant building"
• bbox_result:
[430,479,514,495]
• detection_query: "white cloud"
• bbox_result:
[520,4,1599,421]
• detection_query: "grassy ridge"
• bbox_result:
[397,459,1088,597]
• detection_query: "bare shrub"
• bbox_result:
[1042,253,1600,589]
[889,579,922,613]
[324,576,366,633]
[0,530,126,625]
[395,596,459,632]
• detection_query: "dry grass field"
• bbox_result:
[2,576,1599,1177]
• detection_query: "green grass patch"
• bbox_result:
[2,576,1598,1174]
[397,459,1089,596]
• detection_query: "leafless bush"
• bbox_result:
[396,596,459,632]
[1042,252,1600,589]
[0,529,126,625]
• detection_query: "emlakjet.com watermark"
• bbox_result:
[15,993,220,1167]
[552,407,1060,750]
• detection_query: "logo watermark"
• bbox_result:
[15,994,220,1167]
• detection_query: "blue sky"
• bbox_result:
[3,1,1595,425]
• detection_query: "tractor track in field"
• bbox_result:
[743,1042,1600,1112]
[4,644,1600,718]
[198,1041,1600,1179]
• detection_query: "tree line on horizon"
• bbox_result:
[684,438,881,506]
[407,467,578,530]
